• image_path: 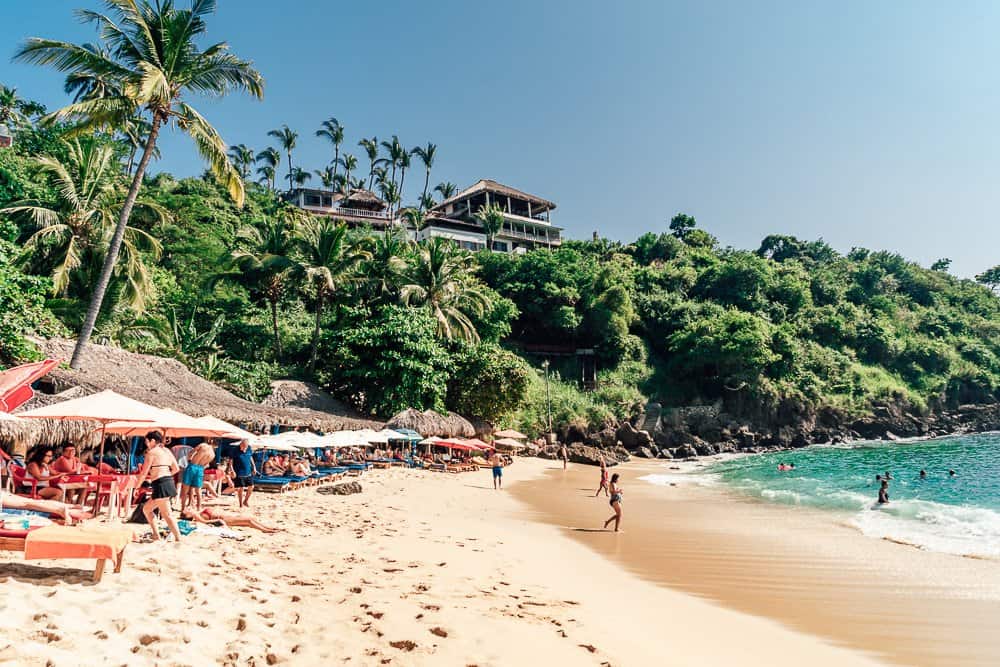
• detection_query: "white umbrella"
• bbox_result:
[191,416,257,442]
[104,407,232,438]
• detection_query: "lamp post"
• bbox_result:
[541,359,552,443]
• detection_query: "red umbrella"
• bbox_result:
[0,359,58,412]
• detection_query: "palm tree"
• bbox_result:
[359,136,379,190]
[314,166,335,191]
[228,143,255,180]
[120,115,158,176]
[401,207,428,231]
[338,154,358,191]
[0,138,164,310]
[475,203,505,252]
[401,237,491,342]
[15,0,263,368]
[62,44,119,102]
[397,150,412,207]
[0,85,36,127]
[380,135,404,189]
[267,125,298,192]
[372,166,388,191]
[379,180,400,219]
[316,118,344,183]
[256,147,281,191]
[412,143,437,210]
[295,218,370,374]
[228,213,299,357]
[290,167,311,187]
[257,164,275,190]
[419,192,436,212]
[434,181,457,200]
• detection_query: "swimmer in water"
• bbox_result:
[919,469,927,479]
[884,470,892,480]
[877,480,890,504]
[949,470,956,477]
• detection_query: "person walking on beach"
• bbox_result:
[595,456,609,497]
[561,444,569,470]
[138,431,182,542]
[181,442,213,513]
[229,439,257,508]
[603,473,624,532]
[489,450,504,490]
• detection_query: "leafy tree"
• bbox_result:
[401,237,492,342]
[255,147,281,191]
[447,343,531,421]
[930,258,951,272]
[0,238,66,361]
[17,0,264,369]
[976,265,1000,292]
[358,136,379,190]
[668,212,697,239]
[338,154,358,191]
[434,181,457,201]
[317,304,452,415]
[360,227,409,304]
[227,143,255,180]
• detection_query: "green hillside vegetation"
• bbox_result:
[0,1,998,437]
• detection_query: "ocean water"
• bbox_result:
[648,433,1000,557]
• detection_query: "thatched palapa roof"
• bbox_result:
[262,380,364,418]
[386,408,475,438]
[0,387,99,455]
[16,339,382,440]
[341,188,386,210]
[432,179,556,213]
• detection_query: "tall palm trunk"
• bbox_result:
[286,151,293,191]
[308,290,324,375]
[368,161,375,190]
[421,169,430,210]
[398,167,407,210]
[332,145,340,184]
[269,294,282,358]
[70,114,163,369]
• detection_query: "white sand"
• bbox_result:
[0,459,882,666]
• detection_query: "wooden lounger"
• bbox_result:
[0,525,130,583]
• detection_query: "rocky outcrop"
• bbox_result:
[317,481,362,495]
[566,444,625,466]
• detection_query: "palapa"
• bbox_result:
[386,409,475,438]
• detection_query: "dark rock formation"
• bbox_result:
[317,481,362,496]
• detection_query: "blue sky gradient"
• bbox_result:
[1,0,998,276]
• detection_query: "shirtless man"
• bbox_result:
[50,444,96,504]
[488,450,504,490]
[180,443,214,513]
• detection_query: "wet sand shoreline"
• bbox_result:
[512,459,1000,667]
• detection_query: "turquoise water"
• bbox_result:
[648,433,1000,557]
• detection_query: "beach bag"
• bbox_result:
[127,499,148,524]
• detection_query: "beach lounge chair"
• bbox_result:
[0,524,131,583]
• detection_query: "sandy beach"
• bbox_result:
[515,458,1000,667]
[0,458,890,666]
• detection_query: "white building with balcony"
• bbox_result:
[419,179,562,252]
[285,187,393,228]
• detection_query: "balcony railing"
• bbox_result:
[498,227,561,243]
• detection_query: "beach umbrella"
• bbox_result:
[252,435,298,452]
[191,416,257,442]
[493,437,526,450]
[0,358,58,412]
[494,429,527,440]
[104,407,232,439]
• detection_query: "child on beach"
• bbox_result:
[604,473,623,532]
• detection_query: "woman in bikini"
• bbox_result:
[24,446,67,501]
[595,456,609,497]
[179,506,281,533]
[137,431,182,542]
[603,473,624,532]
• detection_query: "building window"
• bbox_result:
[322,196,333,207]
[305,194,322,207]
[491,240,508,252]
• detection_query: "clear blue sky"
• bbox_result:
[1,0,998,277]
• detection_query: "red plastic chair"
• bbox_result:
[82,475,119,515]
[8,463,41,499]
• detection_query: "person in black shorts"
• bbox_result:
[137,431,182,542]
[229,439,257,508]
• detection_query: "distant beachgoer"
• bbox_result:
[789,463,795,470]
[877,480,890,505]
[919,469,927,479]
[875,474,882,484]
[777,463,789,472]
[561,444,569,470]
[180,507,280,533]
[1,493,92,525]
[595,456,609,497]
[489,450,504,490]
[949,470,956,477]
[24,446,67,501]
[884,471,892,480]
[604,473,623,532]
[228,439,257,508]
[137,431,181,542]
